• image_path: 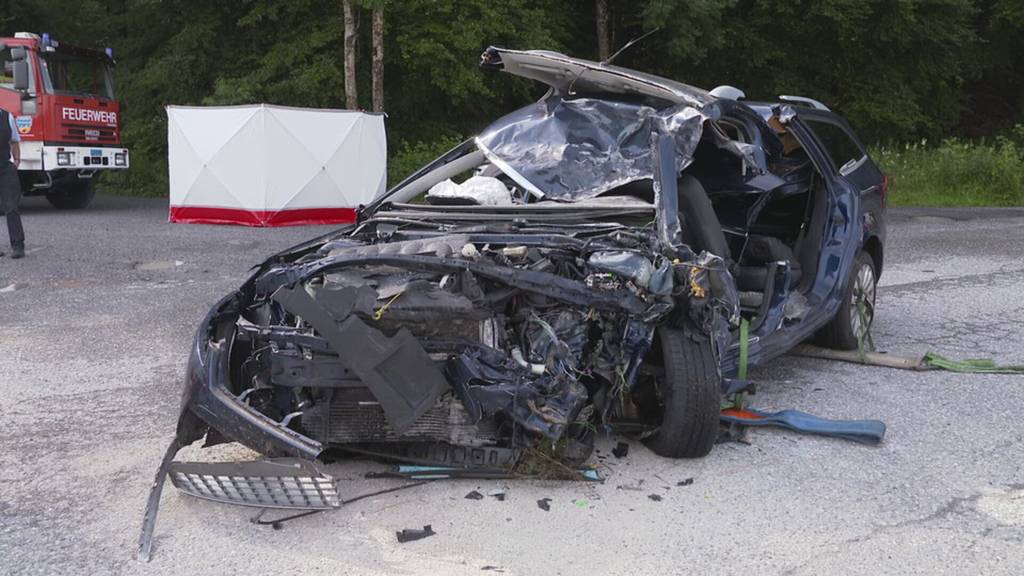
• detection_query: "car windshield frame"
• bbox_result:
[39,51,115,100]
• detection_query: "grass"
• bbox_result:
[387,135,465,189]
[873,127,1024,207]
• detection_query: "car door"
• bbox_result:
[784,110,874,333]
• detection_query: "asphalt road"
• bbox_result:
[2,196,1023,575]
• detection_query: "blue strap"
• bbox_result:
[720,408,886,445]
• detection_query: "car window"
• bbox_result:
[804,119,864,173]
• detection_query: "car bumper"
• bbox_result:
[176,292,323,461]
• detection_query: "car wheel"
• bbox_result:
[817,251,877,350]
[46,179,96,210]
[643,326,720,458]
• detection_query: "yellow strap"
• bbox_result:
[373,293,402,321]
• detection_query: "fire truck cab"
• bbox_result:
[1,32,129,209]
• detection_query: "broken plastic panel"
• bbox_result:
[168,459,341,509]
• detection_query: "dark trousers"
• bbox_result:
[0,162,24,247]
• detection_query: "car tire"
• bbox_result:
[817,251,877,350]
[643,326,720,458]
[46,179,96,210]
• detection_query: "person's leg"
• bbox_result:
[0,165,25,256]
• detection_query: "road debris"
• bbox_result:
[396,525,436,543]
[465,490,484,500]
[677,478,694,487]
[134,260,184,271]
[537,498,551,512]
[612,442,630,458]
[648,494,663,502]
[617,479,645,492]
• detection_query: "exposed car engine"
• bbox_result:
[229,220,735,467]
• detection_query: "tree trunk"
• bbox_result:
[595,0,611,61]
[343,0,359,109]
[371,7,384,112]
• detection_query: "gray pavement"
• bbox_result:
[1,196,1023,575]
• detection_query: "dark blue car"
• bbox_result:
[161,48,889,490]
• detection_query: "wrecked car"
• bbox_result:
[139,47,887,558]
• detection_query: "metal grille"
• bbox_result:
[169,460,340,509]
[303,395,496,447]
[59,121,117,141]
[60,123,117,143]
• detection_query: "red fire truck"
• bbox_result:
[1,32,129,209]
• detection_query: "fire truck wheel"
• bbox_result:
[46,179,96,210]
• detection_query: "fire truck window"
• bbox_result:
[1,57,15,90]
[41,54,114,99]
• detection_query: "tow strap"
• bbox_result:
[722,317,887,445]
[720,408,886,445]
[791,345,1024,375]
[724,313,1022,445]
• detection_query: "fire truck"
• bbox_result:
[0,32,129,209]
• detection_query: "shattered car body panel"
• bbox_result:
[143,46,887,557]
[475,97,709,200]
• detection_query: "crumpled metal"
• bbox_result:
[475,95,707,200]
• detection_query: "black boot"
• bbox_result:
[11,243,24,259]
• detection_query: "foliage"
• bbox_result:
[387,135,465,189]
[874,127,1024,207]
[2,0,1023,201]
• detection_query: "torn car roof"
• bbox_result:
[481,46,713,108]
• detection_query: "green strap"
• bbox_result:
[735,318,750,410]
[924,352,1024,374]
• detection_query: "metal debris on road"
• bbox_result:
[396,525,436,543]
[612,442,630,458]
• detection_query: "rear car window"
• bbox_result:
[805,119,865,173]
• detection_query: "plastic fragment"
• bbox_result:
[537,498,551,511]
[465,490,484,500]
[611,442,629,458]
[617,480,644,491]
[396,525,436,543]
